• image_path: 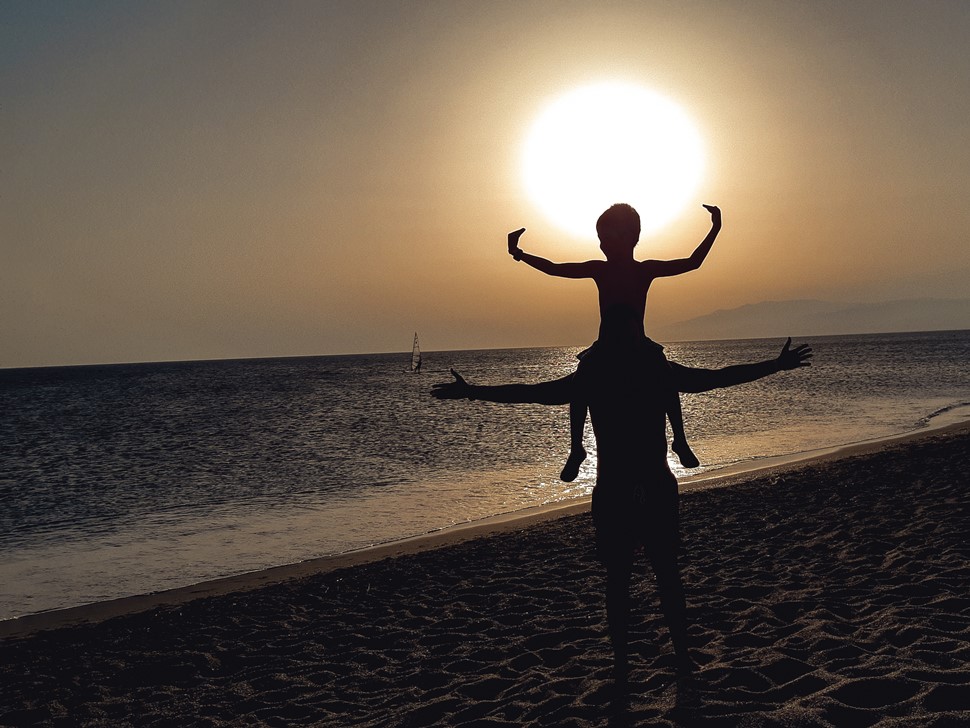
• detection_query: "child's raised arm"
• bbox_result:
[508,228,600,279]
[643,204,721,278]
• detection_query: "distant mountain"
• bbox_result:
[654,298,970,342]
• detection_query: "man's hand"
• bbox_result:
[702,204,721,224]
[431,368,472,399]
[777,338,813,370]
[508,227,525,260]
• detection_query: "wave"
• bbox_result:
[915,401,970,428]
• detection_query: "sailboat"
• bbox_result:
[409,332,422,373]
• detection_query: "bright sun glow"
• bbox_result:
[522,81,705,239]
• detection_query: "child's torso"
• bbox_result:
[595,262,652,339]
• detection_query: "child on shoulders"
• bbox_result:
[508,203,721,479]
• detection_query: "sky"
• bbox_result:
[3,1,970,367]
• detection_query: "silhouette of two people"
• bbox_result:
[434,204,812,684]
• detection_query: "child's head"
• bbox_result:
[596,204,640,252]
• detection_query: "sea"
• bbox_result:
[2,330,969,620]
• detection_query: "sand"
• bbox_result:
[2,423,969,726]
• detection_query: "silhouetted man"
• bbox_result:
[432,337,812,682]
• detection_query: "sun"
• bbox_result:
[522,81,705,239]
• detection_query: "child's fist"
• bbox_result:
[508,227,526,259]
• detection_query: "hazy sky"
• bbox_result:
[4,1,969,367]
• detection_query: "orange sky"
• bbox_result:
[3,2,969,366]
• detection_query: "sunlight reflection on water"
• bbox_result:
[2,330,968,617]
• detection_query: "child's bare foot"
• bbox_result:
[560,447,586,482]
[672,439,700,468]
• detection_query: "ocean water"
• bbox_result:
[2,330,969,619]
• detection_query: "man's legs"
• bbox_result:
[594,486,636,681]
[646,546,695,674]
[641,473,696,674]
[604,551,634,682]
[604,538,694,680]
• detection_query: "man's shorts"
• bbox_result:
[591,474,680,565]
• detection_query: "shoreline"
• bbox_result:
[680,413,970,491]
[3,417,968,640]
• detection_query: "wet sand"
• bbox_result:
[2,423,969,726]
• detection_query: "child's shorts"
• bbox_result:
[575,336,670,381]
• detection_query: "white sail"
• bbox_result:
[410,332,422,373]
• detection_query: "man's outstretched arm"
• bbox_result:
[673,338,812,393]
[431,368,573,404]
[431,339,811,403]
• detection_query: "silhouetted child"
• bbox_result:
[508,203,721,479]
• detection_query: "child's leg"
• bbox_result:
[651,346,699,468]
[667,389,700,468]
[560,395,587,482]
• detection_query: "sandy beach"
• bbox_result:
[3,422,969,726]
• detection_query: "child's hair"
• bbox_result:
[596,204,640,247]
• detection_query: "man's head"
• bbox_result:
[596,204,641,255]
